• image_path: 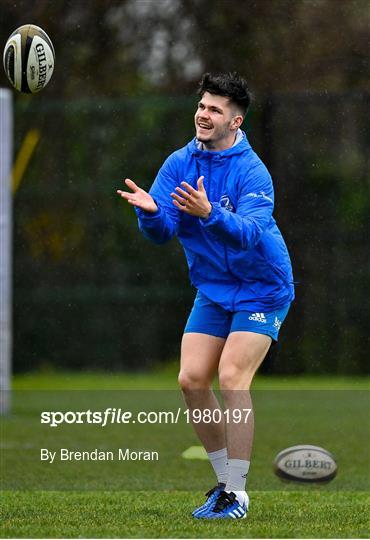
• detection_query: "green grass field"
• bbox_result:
[1,371,369,538]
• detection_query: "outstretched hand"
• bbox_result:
[117,179,158,213]
[171,176,212,218]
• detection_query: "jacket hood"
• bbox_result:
[188,129,251,159]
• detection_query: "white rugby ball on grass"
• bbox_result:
[273,444,337,482]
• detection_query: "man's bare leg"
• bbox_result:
[218,331,271,494]
[178,332,226,452]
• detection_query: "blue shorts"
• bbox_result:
[184,291,290,341]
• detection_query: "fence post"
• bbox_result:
[0,88,12,414]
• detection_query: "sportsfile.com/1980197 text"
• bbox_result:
[40,407,252,427]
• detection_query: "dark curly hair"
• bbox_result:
[197,72,251,116]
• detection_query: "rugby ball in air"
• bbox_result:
[273,445,337,482]
[3,24,55,93]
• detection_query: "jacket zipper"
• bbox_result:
[208,156,241,311]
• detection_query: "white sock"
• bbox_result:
[225,458,250,493]
[207,448,228,485]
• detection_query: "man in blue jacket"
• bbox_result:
[117,72,294,519]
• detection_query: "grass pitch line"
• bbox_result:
[0,442,35,449]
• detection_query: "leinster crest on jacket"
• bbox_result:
[220,194,235,212]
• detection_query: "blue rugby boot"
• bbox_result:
[192,483,225,518]
[202,490,249,519]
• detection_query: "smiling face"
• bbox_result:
[194,91,244,151]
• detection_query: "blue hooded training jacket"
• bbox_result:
[135,131,294,312]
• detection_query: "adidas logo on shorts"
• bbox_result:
[248,312,267,323]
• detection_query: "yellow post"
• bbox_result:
[12,128,40,193]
